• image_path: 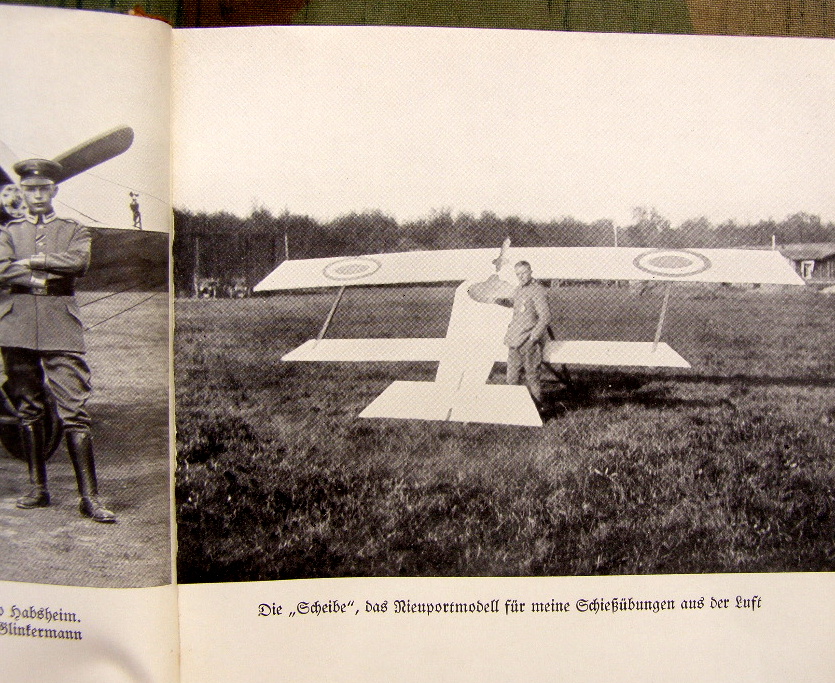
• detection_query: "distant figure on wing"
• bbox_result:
[503,261,550,410]
[129,191,142,230]
[0,159,116,523]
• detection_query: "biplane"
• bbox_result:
[255,239,804,427]
[0,127,168,458]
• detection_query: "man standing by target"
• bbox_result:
[504,260,551,413]
[0,159,116,523]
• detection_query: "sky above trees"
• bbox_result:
[174,27,834,228]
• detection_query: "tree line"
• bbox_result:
[173,206,835,295]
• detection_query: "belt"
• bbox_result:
[10,280,75,296]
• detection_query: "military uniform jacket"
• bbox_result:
[503,280,550,349]
[0,213,90,352]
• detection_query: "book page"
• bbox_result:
[173,26,835,681]
[0,6,176,682]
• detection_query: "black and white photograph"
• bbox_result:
[173,27,834,583]
[0,9,171,588]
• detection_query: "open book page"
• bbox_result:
[173,25,834,681]
[0,6,177,682]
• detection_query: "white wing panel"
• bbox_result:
[255,249,496,291]
[538,341,691,368]
[286,338,689,368]
[519,247,804,286]
[282,338,445,362]
[255,246,803,292]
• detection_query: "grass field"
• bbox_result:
[175,285,834,582]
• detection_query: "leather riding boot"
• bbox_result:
[16,420,50,509]
[65,430,117,523]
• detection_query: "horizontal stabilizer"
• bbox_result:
[542,340,690,368]
[359,381,542,426]
[282,338,445,362]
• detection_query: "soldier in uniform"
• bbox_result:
[0,159,116,523]
[503,260,551,411]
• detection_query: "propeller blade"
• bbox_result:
[0,139,20,186]
[52,126,134,183]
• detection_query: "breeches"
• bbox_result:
[506,339,543,402]
[2,347,91,431]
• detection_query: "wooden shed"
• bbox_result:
[778,243,835,281]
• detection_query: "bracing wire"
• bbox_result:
[54,200,104,224]
[81,170,169,207]
[79,278,167,308]
[83,291,165,331]
[11,145,168,208]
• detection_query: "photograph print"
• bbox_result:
[0,8,171,588]
[173,27,835,583]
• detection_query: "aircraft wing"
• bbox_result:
[283,337,690,370]
[254,246,804,291]
[283,338,445,362]
[255,249,498,291]
[541,340,690,368]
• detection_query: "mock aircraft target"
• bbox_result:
[256,240,804,427]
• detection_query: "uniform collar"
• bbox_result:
[26,211,57,225]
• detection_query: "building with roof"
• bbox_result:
[778,243,835,282]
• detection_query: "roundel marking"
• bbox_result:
[633,249,712,278]
[323,257,382,281]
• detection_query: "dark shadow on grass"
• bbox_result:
[538,382,736,422]
[579,368,835,389]
[530,367,834,422]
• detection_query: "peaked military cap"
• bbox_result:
[14,159,63,187]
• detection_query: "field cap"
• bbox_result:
[14,159,62,187]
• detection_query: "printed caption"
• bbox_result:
[0,599,84,641]
[258,595,763,619]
